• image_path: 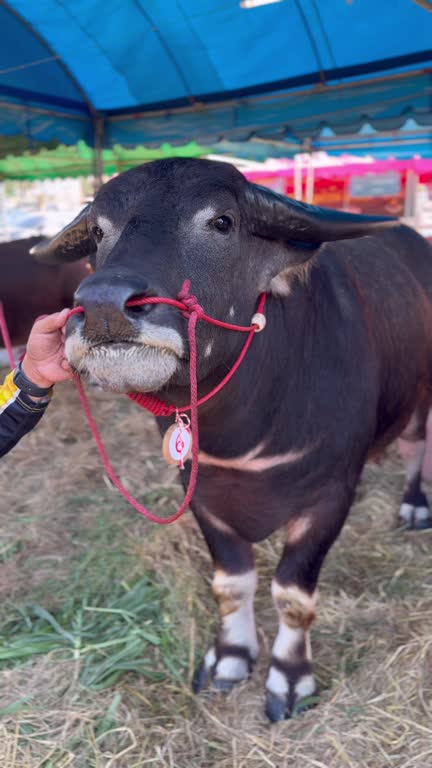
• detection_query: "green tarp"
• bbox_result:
[0,140,208,180]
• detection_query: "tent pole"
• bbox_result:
[93,115,104,193]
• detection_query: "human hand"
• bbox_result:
[21,309,72,389]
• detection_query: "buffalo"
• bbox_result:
[33,159,432,721]
[0,236,87,359]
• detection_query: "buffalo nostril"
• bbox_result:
[125,295,154,317]
[126,303,153,315]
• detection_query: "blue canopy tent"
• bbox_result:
[0,0,431,162]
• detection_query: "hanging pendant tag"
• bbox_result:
[162,412,192,469]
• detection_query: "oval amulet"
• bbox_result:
[162,416,193,468]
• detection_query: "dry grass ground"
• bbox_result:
[1,371,432,767]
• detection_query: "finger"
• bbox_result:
[61,358,72,372]
[32,308,71,334]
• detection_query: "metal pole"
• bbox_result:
[93,115,104,194]
[294,154,302,201]
[306,156,315,204]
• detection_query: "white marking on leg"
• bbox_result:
[398,438,425,482]
[399,503,430,524]
[213,569,258,659]
[266,582,317,702]
[266,667,288,697]
[398,438,430,524]
[272,582,317,633]
[272,623,304,661]
[271,583,316,663]
[215,655,249,681]
[295,673,317,698]
[204,647,216,669]
[422,410,432,481]
[286,516,312,544]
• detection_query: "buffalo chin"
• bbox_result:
[66,340,178,393]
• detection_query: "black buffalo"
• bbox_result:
[0,236,87,354]
[33,159,432,721]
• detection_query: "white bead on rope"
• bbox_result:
[251,313,266,332]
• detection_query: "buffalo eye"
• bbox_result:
[213,215,233,233]
[91,225,104,243]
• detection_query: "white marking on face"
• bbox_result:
[213,569,258,659]
[191,206,217,228]
[229,306,235,318]
[135,324,184,357]
[204,342,213,358]
[268,272,293,296]
[199,441,311,472]
[65,322,183,394]
[96,214,115,235]
[96,214,122,252]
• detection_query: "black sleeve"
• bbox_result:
[0,387,50,458]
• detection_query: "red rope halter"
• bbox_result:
[70,281,266,524]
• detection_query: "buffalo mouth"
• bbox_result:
[65,327,184,394]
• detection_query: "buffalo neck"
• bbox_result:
[159,273,325,459]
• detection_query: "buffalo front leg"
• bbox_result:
[192,510,258,692]
[398,406,432,529]
[265,502,349,722]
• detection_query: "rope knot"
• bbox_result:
[177,280,204,319]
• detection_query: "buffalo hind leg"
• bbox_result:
[192,510,258,693]
[265,501,350,722]
[398,405,432,530]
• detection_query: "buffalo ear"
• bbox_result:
[246,183,398,246]
[30,205,96,264]
[246,183,399,247]
[245,183,399,294]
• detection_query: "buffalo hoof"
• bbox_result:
[192,645,255,695]
[212,677,239,693]
[265,688,319,722]
[265,690,318,723]
[265,662,319,722]
[192,659,212,694]
[265,691,287,722]
[399,502,432,530]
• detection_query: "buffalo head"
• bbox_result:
[32,159,397,394]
